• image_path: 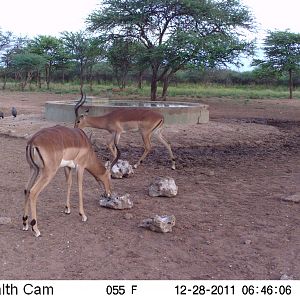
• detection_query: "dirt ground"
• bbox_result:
[0,91,300,280]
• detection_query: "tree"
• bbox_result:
[61,31,104,91]
[0,29,12,51]
[28,35,62,89]
[11,53,46,91]
[1,35,29,89]
[87,0,255,100]
[107,38,140,88]
[252,30,300,99]
[0,29,13,88]
[85,37,105,91]
[54,42,72,85]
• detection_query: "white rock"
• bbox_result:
[99,193,133,210]
[139,215,176,233]
[280,274,294,280]
[281,194,300,203]
[148,176,178,197]
[107,159,134,179]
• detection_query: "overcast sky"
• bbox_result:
[1,0,299,38]
[0,0,100,37]
[241,0,300,33]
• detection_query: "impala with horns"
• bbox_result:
[23,125,116,237]
[74,94,176,170]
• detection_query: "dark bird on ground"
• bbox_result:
[12,107,17,118]
[0,111,4,119]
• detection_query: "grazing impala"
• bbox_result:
[23,125,114,237]
[74,93,176,170]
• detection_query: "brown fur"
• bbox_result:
[74,109,176,169]
[23,125,112,237]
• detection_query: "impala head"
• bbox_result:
[74,113,89,129]
[74,90,88,128]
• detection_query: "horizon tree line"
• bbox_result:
[1,0,300,99]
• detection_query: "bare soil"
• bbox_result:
[0,91,300,280]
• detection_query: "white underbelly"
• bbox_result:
[59,159,76,168]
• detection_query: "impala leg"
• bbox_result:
[76,167,87,222]
[155,129,176,170]
[98,169,112,197]
[134,131,152,169]
[107,135,117,158]
[23,166,39,231]
[29,170,55,237]
[107,132,121,159]
[64,167,72,214]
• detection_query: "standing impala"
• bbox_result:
[74,93,176,170]
[23,125,114,237]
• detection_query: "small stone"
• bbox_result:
[139,215,176,233]
[148,177,178,197]
[124,213,133,220]
[244,239,252,245]
[99,193,133,210]
[0,217,11,225]
[280,274,294,280]
[281,194,300,203]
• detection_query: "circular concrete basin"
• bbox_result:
[45,98,209,125]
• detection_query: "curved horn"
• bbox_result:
[110,145,120,169]
[74,89,86,118]
[110,134,121,169]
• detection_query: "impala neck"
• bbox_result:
[86,150,106,178]
[85,116,108,130]
[86,151,111,195]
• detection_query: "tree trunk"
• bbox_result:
[62,67,65,85]
[45,65,50,90]
[2,73,7,90]
[289,69,293,99]
[20,72,30,91]
[150,65,159,101]
[137,71,143,89]
[161,75,170,101]
[37,71,42,88]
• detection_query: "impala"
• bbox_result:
[74,93,176,170]
[23,125,114,237]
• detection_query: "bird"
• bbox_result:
[11,107,17,118]
[0,111,4,119]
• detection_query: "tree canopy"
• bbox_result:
[87,0,255,100]
[0,29,12,51]
[253,30,300,99]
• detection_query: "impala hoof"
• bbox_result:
[171,160,176,170]
[33,229,41,238]
[23,224,29,231]
[80,214,87,222]
[65,207,71,214]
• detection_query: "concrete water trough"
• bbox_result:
[45,97,209,125]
